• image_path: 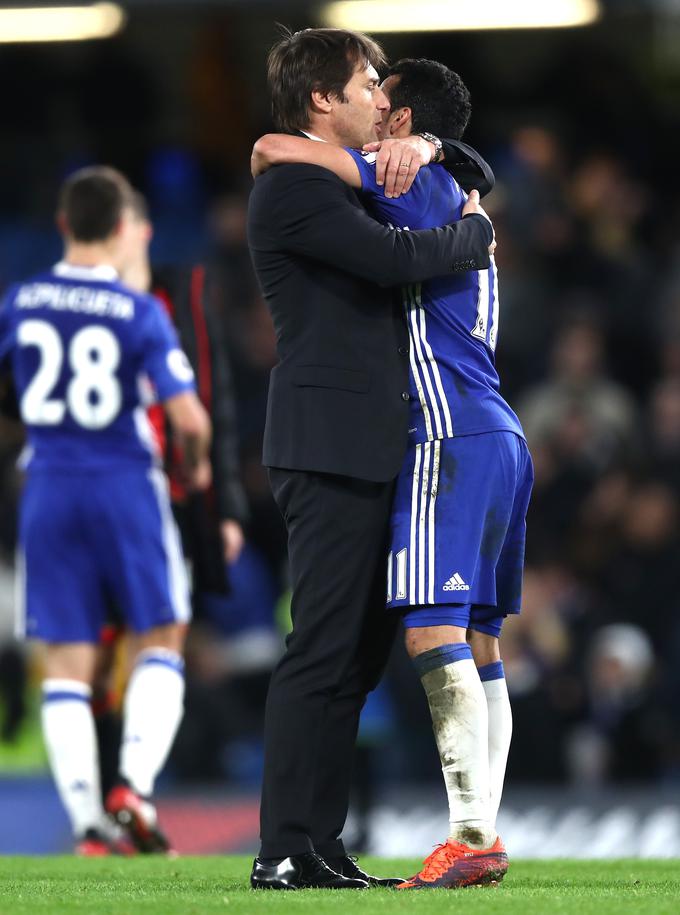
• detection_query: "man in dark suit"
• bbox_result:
[247,27,495,890]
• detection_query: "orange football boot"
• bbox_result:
[397,836,508,889]
[105,784,173,855]
[75,827,135,857]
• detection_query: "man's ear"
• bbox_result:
[310,89,334,115]
[389,106,412,136]
[55,211,68,236]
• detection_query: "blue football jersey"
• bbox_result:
[345,149,524,444]
[0,262,196,470]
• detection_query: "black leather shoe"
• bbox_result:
[327,854,407,887]
[250,852,369,890]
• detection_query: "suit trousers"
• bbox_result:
[259,467,398,858]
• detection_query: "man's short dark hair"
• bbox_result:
[387,59,471,140]
[57,166,133,242]
[267,26,387,133]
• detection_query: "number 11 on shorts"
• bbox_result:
[387,548,407,603]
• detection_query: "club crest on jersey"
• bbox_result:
[167,348,195,383]
[443,572,470,591]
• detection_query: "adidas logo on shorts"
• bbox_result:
[443,572,470,592]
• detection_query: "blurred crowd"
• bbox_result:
[492,126,680,788]
[2,119,680,798]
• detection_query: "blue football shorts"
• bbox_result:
[386,431,533,636]
[16,466,191,643]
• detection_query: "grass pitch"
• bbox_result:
[0,856,679,915]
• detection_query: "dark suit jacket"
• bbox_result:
[247,154,494,483]
[442,138,495,198]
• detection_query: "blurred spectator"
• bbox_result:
[503,564,575,783]
[645,379,680,492]
[498,125,571,258]
[518,316,638,471]
[566,625,666,784]
[590,481,680,657]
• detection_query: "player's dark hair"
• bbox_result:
[57,166,134,242]
[267,25,387,132]
[386,58,471,140]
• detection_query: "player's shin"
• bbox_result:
[478,661,512,825]
[119,647,185,798]
[41,679,107,838]
[413,643,496,848]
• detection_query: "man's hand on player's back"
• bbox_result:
[463,190,496,255]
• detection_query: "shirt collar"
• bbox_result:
[52,261,119,282]
[301,131,326,143]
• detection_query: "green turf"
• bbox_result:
[0,856,679,915]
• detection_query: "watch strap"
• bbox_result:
[418,131,444,163]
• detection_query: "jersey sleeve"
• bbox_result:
[139,296,196,402]
[344,148,383,195]
[343,148,427,229]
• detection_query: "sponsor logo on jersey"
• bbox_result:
[443,572,470,591]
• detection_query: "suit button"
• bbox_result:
[401,392,410,402]
[398,346,408,356]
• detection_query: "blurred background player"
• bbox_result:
[0,166,212,855]
[91,190,250,803]
[252,59,527,888]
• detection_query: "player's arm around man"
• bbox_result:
[252,129,495,201]
[250,136,495,256]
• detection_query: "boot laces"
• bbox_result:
[307,852,336,877]
[340,856,365,879]
[419,842,458,882]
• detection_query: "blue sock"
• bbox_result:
[412,642,472,678]
[477,660,504,682]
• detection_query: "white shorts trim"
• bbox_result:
[147,469,192,624]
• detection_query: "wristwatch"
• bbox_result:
[418,131,444,163]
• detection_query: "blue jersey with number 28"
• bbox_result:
[345,149,523,445]
[0,262,196,470]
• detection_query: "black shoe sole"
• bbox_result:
[251,881,298,891]
[251,880,368,890]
